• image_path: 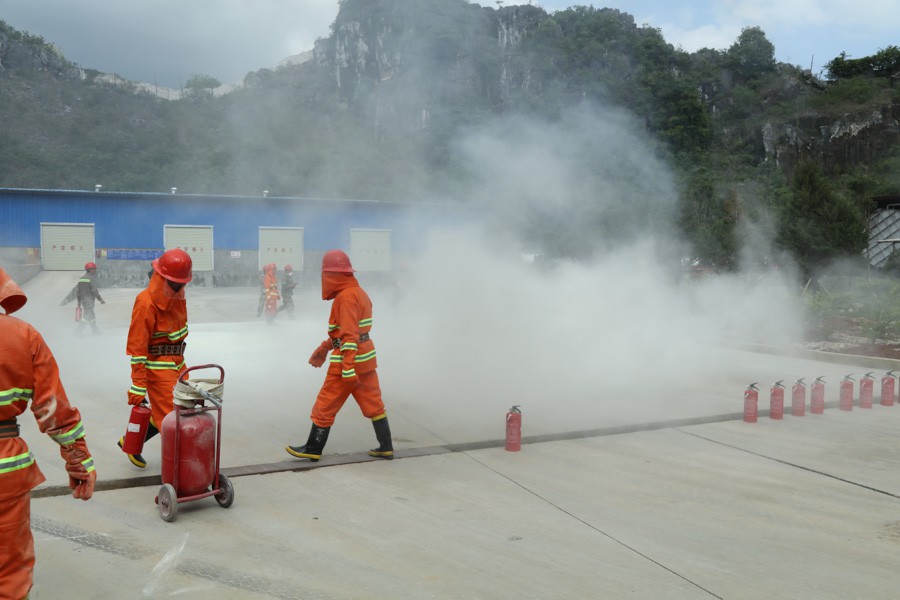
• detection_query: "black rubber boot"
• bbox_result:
[118,422,159,468]
[286,424,330,461]
[368,415,394,459]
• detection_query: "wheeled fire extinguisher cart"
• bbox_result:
[156,364,234,522]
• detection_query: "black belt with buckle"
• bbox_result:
[148,342,186,355]
[0,418,19,439]
[330,333,370,349]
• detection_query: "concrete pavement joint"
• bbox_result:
[460,452,726,599]
[677,429,900,500]
[33,412,752,499]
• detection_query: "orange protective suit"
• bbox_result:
[309,271,383,427]
[126,270,188,429]
[0,268,96,600]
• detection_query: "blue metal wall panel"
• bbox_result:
[0,189,481,251]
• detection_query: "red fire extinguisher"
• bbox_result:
[769,381,784,420]
[161,407,217,496]
[743,383,759,423]
[859,372,874,409]
[810,376,825,414]
[505,405,522,452]
[791,378,806,417]
[74,305,82,322]
[120,403,152,455]
[881,371,896,407]
[839,374,854,411]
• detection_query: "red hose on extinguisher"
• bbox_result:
[769,381,785,420]
[743,383,759,423]
[810,377,825,414]
[859,373,874,409]
[881,371,896,407]
[505,405,522,451]
[791,378,806,417]
[839,374,855,411]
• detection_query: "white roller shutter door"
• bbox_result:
[164,225,214,271]
[350,229,391,272]
[40,223,95,270]
[259,227,304,270]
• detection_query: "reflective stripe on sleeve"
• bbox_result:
[342,368,356,378]
[129,385,147,396]
[0,387,34,407]
[81,457,96,473]
[130,356,148,365]
[52,421,86,446]
[358,318,372,328]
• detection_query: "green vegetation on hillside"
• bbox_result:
[0,2,898,281]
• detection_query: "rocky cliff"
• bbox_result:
[762,102,900,172]
[312,0,547,133]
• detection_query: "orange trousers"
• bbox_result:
[146,368,182,430]
[311,369,385,428]
[0,492,33,600]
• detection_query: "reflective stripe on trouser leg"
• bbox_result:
[0,492,35,600]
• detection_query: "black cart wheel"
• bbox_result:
[215,474,235,508]
[158,484,178,522]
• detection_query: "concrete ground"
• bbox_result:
[12,272,900,599]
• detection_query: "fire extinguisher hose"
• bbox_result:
[173,378,224,408]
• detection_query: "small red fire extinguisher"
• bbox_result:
[839,374,854,411]
[881,371,896,407]
[121,403,152,454]
[769,381,784,420]
[791,378,806,417]
[74,305,82,322]
[859,372,874,409]
[743,383,759,423]
[810,376,825,414]
[505,405,522,452]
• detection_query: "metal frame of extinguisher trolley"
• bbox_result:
[156,364,234,522]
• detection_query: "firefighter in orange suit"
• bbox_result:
[118,248,191,469]
[286,250,394,461]
[0,267,96,600]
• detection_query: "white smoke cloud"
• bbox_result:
[375,102,805,435]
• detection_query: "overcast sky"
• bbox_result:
[0,0,896,89]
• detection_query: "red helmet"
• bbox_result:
[322,250,354,273]
[153,248,193,283]
[284,264,293,272]
[85,262,97,270]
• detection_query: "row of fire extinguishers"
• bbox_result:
[743,371,897,423]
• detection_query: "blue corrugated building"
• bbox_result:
[0,188,480,286]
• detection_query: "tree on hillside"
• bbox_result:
[184,73,221,99]
[826,46,900,80]
[777,161,868,280]
[726,26,776,85]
